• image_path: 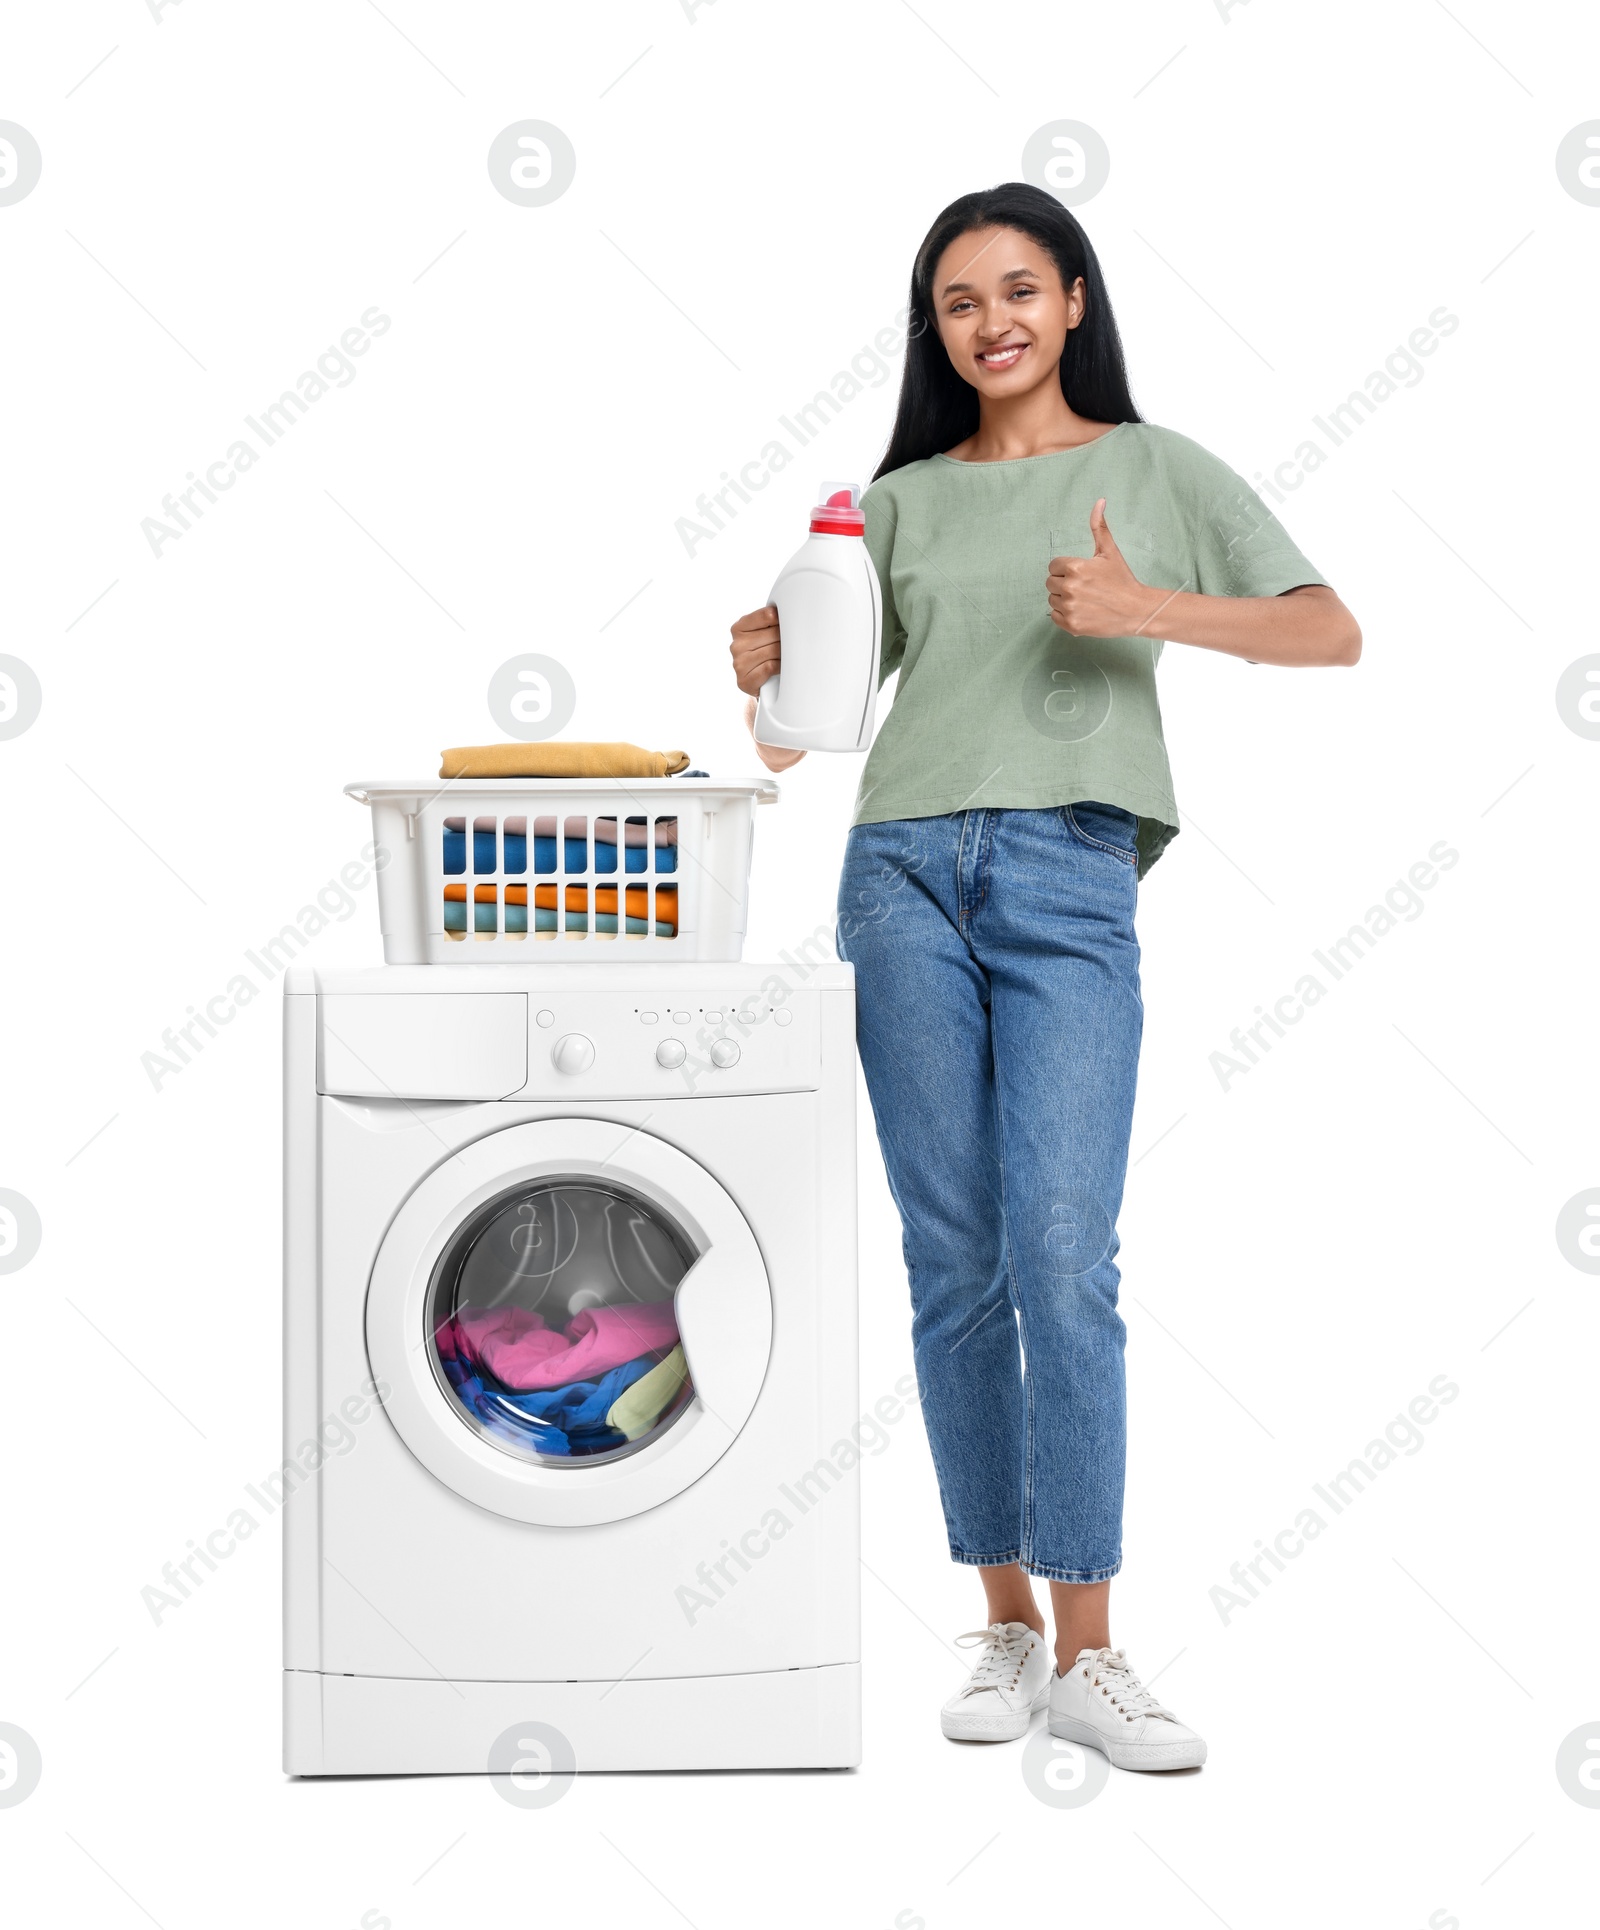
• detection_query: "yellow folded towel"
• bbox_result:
[439,742,690,780]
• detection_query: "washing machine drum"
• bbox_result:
[367,1120,772,1527]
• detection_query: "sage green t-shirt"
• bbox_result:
[855,421,1330,874]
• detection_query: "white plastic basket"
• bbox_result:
[346,777,779,965]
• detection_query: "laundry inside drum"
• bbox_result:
[427,1180,697,1466]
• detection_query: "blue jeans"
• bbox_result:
[836,804,1143,1583]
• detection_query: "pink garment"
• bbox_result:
[449,1301,680,1391]
[595,819,677,847]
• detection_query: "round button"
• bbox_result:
[655,1039,686,1069]
[774,1009,793,1027]
[710,1039,741,1069]
[536,1009,555,1028]
[551,1033,595,1075]
[639,1010,658,1024]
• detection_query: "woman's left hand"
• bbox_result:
[1046,499,1154,637]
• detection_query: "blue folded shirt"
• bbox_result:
[444,824,673,876]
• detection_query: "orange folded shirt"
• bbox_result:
[529,884,678,920]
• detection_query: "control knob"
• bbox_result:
[551,1033,595,1075]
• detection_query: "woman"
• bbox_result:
[729,183,1359,1771]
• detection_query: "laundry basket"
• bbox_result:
[346,778,779,964]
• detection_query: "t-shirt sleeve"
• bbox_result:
[862,483,907,688]
[1173,438,1331,599]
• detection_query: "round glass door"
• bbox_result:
[367,1116,772,1527]
[429,1180,697,1466]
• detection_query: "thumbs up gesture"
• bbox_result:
[1046,499,1149,637]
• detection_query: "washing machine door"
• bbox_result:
[366,1119,772,1526]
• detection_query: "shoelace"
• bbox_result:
[1078,1646,1174,1723]
[953,1623,1039,1698]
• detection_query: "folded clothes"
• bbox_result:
[597,915,675,936]
[596,819,677,874]
[597,818,678,847]
[533,835,589,874]
[444,822,531,874]
[439,742,690,779]
[444,883,678,936]
[441,905,499,935]
[443,881,515,934]
[452,1301,681,1391]
[530,883,677,936]
[599,885,668,922]
[445,819,676,876]
[443,903,536,934]
[530,911,673,936]
[607,1345,691,1441]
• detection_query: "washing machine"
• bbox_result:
[281,960,860,1774]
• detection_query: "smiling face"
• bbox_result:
[930,224,1085,400]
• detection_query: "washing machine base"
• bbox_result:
[284,1663,861,1775]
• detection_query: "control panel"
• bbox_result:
[512,989,819,1100]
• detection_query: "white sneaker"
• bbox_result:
[940,1622,1052,1741]
[1048,1646,1207,1770]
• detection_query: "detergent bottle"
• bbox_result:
[754,481,882,753]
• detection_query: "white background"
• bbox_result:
[3,0,1597,1924]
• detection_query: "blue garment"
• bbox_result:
[449,827,672,876]
[533,835,588,874]
[443,824,529,874]
[442,898,515,934]
[527,910,674,935]
[493,1356,653,1433]
[598,843,655,873]
[441,1359,571,1456]
[836,803,1143,1584]
[440,1348,653,1457]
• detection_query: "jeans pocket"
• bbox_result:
[1064,801,1139,867]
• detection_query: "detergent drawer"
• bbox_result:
[317,993,528,1100]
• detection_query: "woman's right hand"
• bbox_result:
[732,605,806,771]
[730,605,781,695]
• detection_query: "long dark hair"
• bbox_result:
[874,183,1142,480]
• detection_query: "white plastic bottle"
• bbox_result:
[754,481,882,753]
